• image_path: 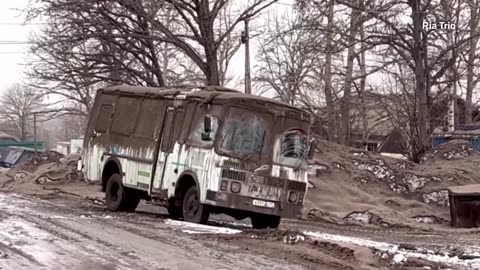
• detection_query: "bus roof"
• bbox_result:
[101,85,310,118]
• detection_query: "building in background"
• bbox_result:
[55,137,83,156]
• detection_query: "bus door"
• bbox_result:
[150,106,176,195]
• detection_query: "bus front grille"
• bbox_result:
[222,160,244,169]
[221,169,247,182]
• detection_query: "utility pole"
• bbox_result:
[241,19,252,95]
[33,112,37,155]
[447,38,457,132]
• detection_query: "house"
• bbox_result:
[313,92,408,157]
[55,137,84,156]
[56,141,70,156]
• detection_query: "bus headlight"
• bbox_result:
[220,180,228,191]
[230,181,241,193]
[288,191,298,203]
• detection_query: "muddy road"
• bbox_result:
[1,191,480,270]
[0,192,303,270]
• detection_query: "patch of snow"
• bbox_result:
[393,253,407,264]
[332,162,345,170]
[304,231,480,269]
[402,173,430,192]
[414,216,436,224]
[164,219,241,235]
[345,211,372,224]
[422,190,449,207]
[352,152,369,158]
[353,160,393,180]
[213,221,251,228]
[49,215,67,219]
[283,234,305,245]
[307,164,329,176]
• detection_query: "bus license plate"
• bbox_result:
[252,199,275,208]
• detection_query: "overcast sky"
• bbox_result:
[0,0,35,93]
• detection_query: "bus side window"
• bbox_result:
[95,105,113,133]
[111,96,141,135]
[134,99,162,139]
[161,109,175,153]
[179,102,196,144]
[189,113,218,147]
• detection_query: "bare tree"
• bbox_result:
[0,84,44,141]
[26,0,275,120]
[464,0,480,124]
[254,10,321,109]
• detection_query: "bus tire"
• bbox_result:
[182,185,209,224]
[167,198,182,219]
[251,214,281,229]
[105,173,139,212]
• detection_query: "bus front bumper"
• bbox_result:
[205,190,303,219]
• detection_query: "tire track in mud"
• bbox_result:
[8,195,302,270]
[0,194,170,270]
[0,193,305,270]
[0,207,142,269]
[0,240,45,268]
[17,214,145,265]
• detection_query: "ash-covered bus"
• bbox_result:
[81,85,315,229]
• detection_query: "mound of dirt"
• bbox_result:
[422,140,477,162]
[305,140,480,229]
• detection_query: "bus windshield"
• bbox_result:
[219,107,271,160]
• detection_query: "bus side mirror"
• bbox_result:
[204,115,212,133]
[308,139,317,160]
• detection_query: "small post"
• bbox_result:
[33,112,37,155]
[243,18,251,95]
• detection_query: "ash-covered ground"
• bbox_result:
[1,140,480,269]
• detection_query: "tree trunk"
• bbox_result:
[358,24,368,150]
[411,0,430,162]
[323,0,336,141]
[339,0,360,145]
[20,114,26,141]
[199,0,220,86]
[465,1,479,124]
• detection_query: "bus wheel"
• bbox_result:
[105,173,140,212]
[251,214,281,229]
[167,198,182,220]
[182,186,209,224]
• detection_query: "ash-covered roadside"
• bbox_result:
[305,140,480,230]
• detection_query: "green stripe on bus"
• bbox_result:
[138,170,150,177]
[171,162,188,167]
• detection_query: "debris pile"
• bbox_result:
[0,153,83,191]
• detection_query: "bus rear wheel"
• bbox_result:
[105,173,140,212]
[251,214,281,229]
[182,185,209,224]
